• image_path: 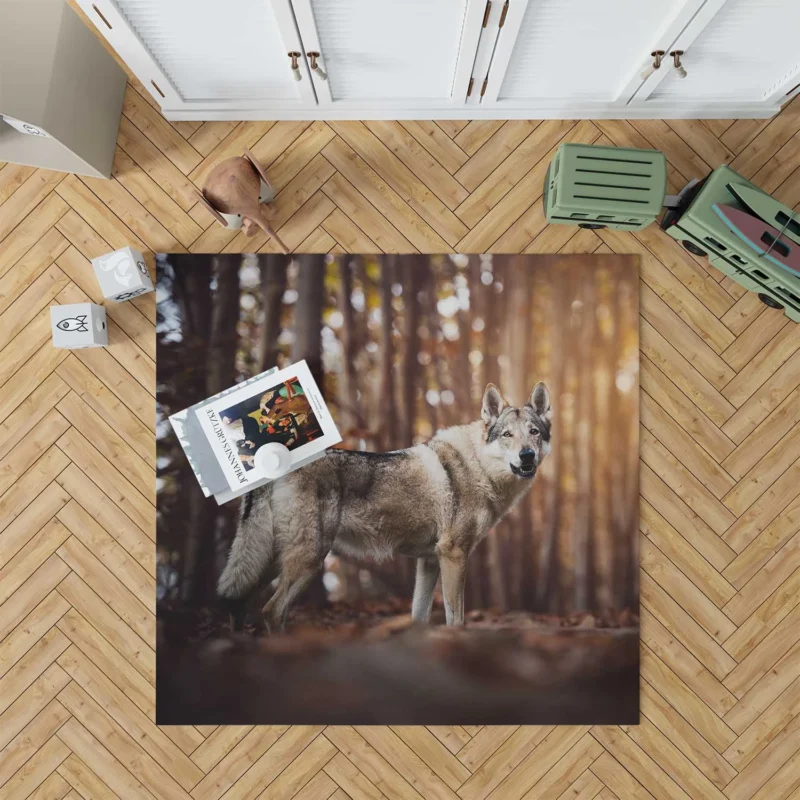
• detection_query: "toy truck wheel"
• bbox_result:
[682,240,707,257]
[758,293,784,310]
[578,223,606,229]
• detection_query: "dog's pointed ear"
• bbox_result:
[481,384,507,426]
[528,382,552,422]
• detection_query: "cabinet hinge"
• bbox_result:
[480,77,488,97]
[482,0,491,27]
[499,0,509,27]
[467,77,474,97]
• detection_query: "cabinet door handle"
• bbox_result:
[640,50,665,81]
[307,52,328,81]
[670,50,687,79]
[288,51,302,81]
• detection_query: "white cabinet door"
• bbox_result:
[632,0,800,110]
[76,0,316,113]
[289,0,486,110]
[479,0,705,112]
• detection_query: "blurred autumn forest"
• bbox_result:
[156,253,639,621]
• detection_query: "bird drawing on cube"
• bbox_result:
[91,245,154,302]
[50,303,107,349]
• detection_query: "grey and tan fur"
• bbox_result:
[218,382,552,631]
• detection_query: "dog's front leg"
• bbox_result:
[411,557,440,623]
[438,547,468,626]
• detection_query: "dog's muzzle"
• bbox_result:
[513,449,537,478]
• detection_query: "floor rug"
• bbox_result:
[156,253,639,725]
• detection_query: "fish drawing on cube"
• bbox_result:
[51,303,107,349]
[91,246,154,302]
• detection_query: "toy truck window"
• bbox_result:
[776,212,800,239]
[777,287,800,306]
[760,233,791,259]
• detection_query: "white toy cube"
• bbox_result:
[50,303,107,349]
[91,246,154,302]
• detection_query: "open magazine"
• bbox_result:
[169,360,341,504]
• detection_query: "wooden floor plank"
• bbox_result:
[56,607,154,715]
[640,500,736,608]
[57,753,122,799]
[453,121,539,193]
[55,428,154,538]
[454,119,577,230]
[640,681,737,790]
[322,136,448,252]
[116,115,202,212]
[189,726,287,800]
[55,572,155,685]
[0,170,66,244]
[724,565,800,662]
[0,193,70,279]
[641,613,738,725]
[0,163,37,206]
[56,680,191,800]
[0,228,68,318]
[640,356,735,463]
[364,120,469,211]
[264,122,336,192]
[56,717,157,800]
[641,536,736,644]
[55,463,154,571]
[121,85,202,176]
[400,121,470,174]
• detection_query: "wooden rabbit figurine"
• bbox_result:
[197,149,289,254]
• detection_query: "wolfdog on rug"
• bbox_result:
[218,382,552,632]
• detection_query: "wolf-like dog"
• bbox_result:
[218,382,552,631]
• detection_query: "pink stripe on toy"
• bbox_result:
[713,204,800,276]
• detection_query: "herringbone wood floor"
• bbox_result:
[3,51,800,799]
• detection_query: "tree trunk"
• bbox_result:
[419,263,439,436]
[448,257,472,423]
[619,265,640,610]
[573,268,595,612]
[292,255,326,385]
[607,268,627,610]
[425,261,454,428]
[258,255,287,371]
[536,263,564,612]
[291,254,328,608]
[399,258,422,447]
[379,256,397,451]
[338,256,365,444]
[172,258,214,606]
[207,256,241,394]
[484,257,509,611]
[507,257,531,610]
[204,257,243,604]
[484,257,501,388]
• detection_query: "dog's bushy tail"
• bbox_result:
[217,492,274,603]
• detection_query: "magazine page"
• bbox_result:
[168,366,281,498]
[195,360,341,492]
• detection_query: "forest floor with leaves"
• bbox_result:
[157,601,639,726]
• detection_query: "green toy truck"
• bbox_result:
[544,142,800,322]
[660,165,800,323]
